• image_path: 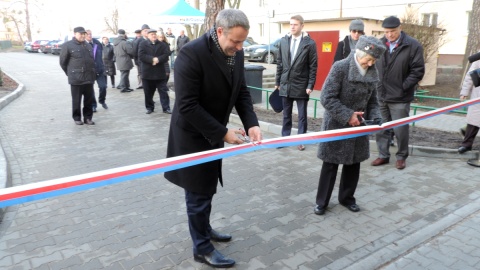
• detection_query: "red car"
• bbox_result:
[27,40,49,53]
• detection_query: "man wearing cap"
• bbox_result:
[113,29,134,93]
[314,36,386,216]
[138,28,171,114]
[333,19,365,63]
[59,26,96,125]
[371,16,425,170]
[133,24,150,89]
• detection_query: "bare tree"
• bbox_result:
[203,0,225,32]
[226,0,241,9]
[400,7,448,65]
[185,0,203,40]
[462,0,480,74]
[1,9,25,44]
[0,0,37,42]
[104,8,119,35]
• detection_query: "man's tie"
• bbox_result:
[290,38,297,64]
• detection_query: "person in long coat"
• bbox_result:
[113,29,134,92]
[314,36,386,216]
[101,37,116,88]
[458,59,480,154]
[164,9,262,268]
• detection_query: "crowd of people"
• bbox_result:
[58,10,480,268]
[59,24,190,124]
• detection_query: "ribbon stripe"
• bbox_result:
[1,98,479,208]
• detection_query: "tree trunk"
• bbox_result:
[462,0,480,75]
[203,0,225,32]
[25,0,31,42]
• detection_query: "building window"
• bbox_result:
[422,13,438,27]
[259,23,264,37]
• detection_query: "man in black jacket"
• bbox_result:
[275,14,318,151]
[59,26,96,125]
[133,24,150,89]
[138,28,171,114]
[371,16,425,170]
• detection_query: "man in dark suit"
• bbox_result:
[164,9,262,268]
[138,29,171,114]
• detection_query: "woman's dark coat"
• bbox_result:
[102,43,116,76]
[317,53,381,165]
[164,31,259,195]
[333,35,352,63]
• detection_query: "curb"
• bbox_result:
[0,72,25,220]
[228,114,480,160]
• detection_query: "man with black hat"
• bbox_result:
[113,29,134,93]
[133,24,150,89]
[138,28,171,114]
[59,26,96,125]
[371,16,425,170]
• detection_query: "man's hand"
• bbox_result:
[152,57,159,65]
[460,95,467,101]
[247,126,262,143]
[223,128,246,145]
[306,89,313,95]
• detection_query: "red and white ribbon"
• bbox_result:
[1,98,479,208]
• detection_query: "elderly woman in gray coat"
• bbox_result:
[314,36,386,216]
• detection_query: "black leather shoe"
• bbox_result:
[314,205,325,215]
[101,103,108,109]
[120,89,130,93]
[136,86,143,89]
[458,146,472,154]
[126,88,134,91]
[74,121,84,125]
[84,119,95,125]
[146,110,153,114]
[194,250,235,268]
[163,109,172,114]
[341,203,360,212]
[210,229,232,242]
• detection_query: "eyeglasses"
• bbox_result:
[351,30,364,34]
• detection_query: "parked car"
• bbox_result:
[23,42,32,52]
[243,39,281,64]
[40,40,60,54]
[243,37,257,48]
[51,40,63,55]
[27,40,49,53]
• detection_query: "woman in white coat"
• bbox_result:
[458,59,480,154]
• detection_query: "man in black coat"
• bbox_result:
[275,14,318,151]
[133,24,150,89]
[164,9,262,268]
[138,29,171,114]
[371,16,425,170]
[59,26,96,125]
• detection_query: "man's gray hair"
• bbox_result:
[216,9,250,31]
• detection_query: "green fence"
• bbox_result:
[0,41,12,50]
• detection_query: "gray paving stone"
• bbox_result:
[2,53,480,270]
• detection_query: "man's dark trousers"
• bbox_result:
[71,84,94,121]
[281,97,308,136]
[118,70,130,89]
[92,74,107,108]
[143,79,170,112]
[185,190,215,255]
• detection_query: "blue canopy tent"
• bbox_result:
[154,0,205,24]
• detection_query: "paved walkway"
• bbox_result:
[0,52,480,269]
